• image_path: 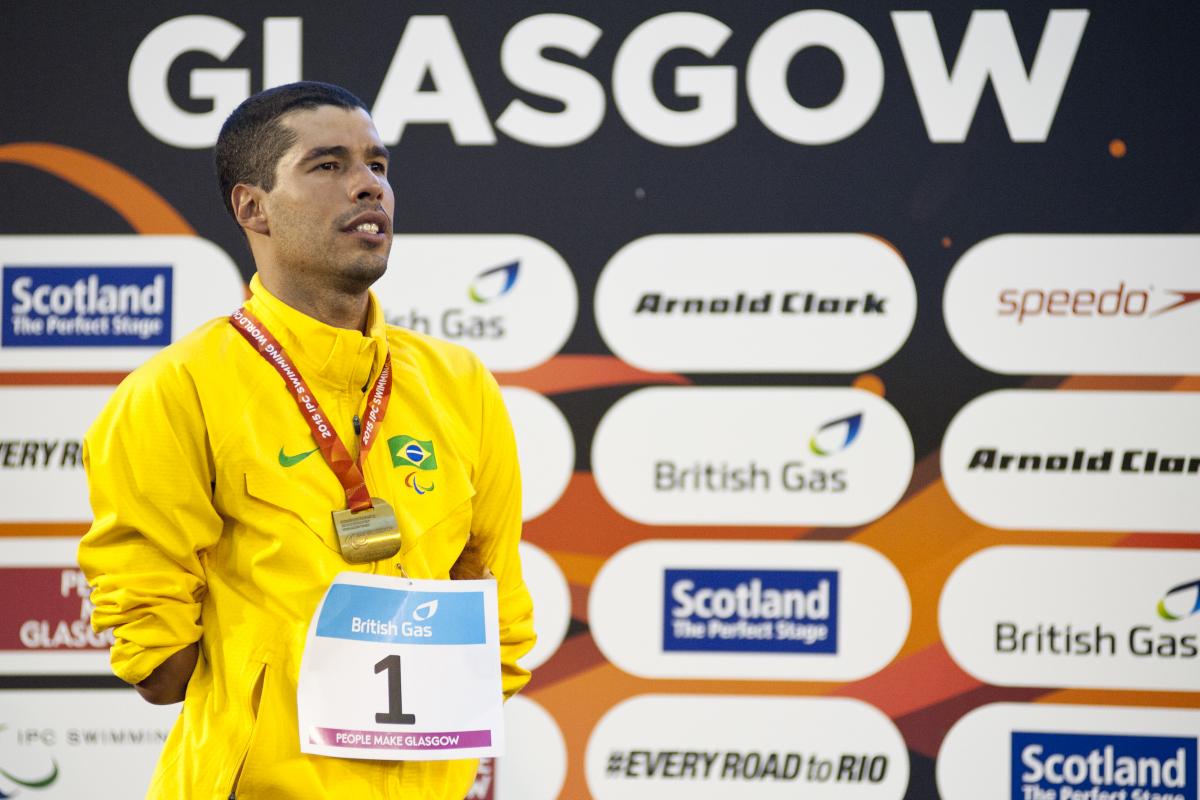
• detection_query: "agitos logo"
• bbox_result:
[0,725,60,798]
[1159,579,1200,622]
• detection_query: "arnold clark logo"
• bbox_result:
[590,540,908,681]
[941,390,1200,533]
[664,569,837,655]
[940,547,1200,692]
[937,704,1200,800]
[592,387,913,527]
[595,234,916,373]
[585,695,909,800]
[376,235,578,372]
[944,234,1200,374]
[0,236,244,372]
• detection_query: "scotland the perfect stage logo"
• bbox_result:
[2,265,173,348]
[1012,731,1196,800]
[663,568,838,654]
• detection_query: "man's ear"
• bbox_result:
[232,184,269,236]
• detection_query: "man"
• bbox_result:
[78,81,534,799]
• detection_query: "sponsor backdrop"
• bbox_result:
[1,3,1197,798]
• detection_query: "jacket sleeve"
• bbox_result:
[470,364,536,700]
[77,358,223,686]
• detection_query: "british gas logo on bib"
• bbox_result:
[664,569,837,654]
[377,235,577,372]
[2,266,172,347]
[595,234,916,373]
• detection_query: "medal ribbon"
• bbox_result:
[229,307,392,513]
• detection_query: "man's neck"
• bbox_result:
[259,274,371,333]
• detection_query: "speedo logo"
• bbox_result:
[998,283,1200,323]
[944,234,1200,374]
[1160,579,1200,622]
[634,290,887,316]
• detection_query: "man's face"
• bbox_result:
[260,105,395,293]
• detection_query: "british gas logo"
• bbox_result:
[1160,579,1200,622]
[378,235,577,372]
[945,234,1200,374]
[939,547,1200,692]
[468,261,519,304]
[593,387,912,527]
[810,413,862,456]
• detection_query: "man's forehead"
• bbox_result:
[279,105,384,152]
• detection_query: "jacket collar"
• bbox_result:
[243,273,389,394]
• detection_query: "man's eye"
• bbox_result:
[370,162,387,173]
[318,162,338,171]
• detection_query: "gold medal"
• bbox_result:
[332,498,401,564]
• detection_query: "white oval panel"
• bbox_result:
[942,390,1200,532]
[940,546,1200,692]
[0,386,114,523]
[377,235,578,372]
[937,703,1200,800]
[589,540,910,681]
[500,387,574,522]
[595,234,916,373]
[486,695,567,800]
[945,234,1200,375]
[0,688,179,797]
[516,542,571,671]
[593,387,913,526]
[0,538,111,675]
[0,235,245,371]
[585,694,909,800]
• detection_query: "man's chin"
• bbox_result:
[342,255,389,291]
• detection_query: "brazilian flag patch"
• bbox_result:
[389,435,438,470]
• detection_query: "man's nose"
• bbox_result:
[349,164,386,202]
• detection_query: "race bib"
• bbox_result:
[297,573,504,761]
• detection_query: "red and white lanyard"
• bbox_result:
[229,306,392,513]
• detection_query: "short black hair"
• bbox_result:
[214,81,367,221]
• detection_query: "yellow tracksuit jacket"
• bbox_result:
[78,275,535,799]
